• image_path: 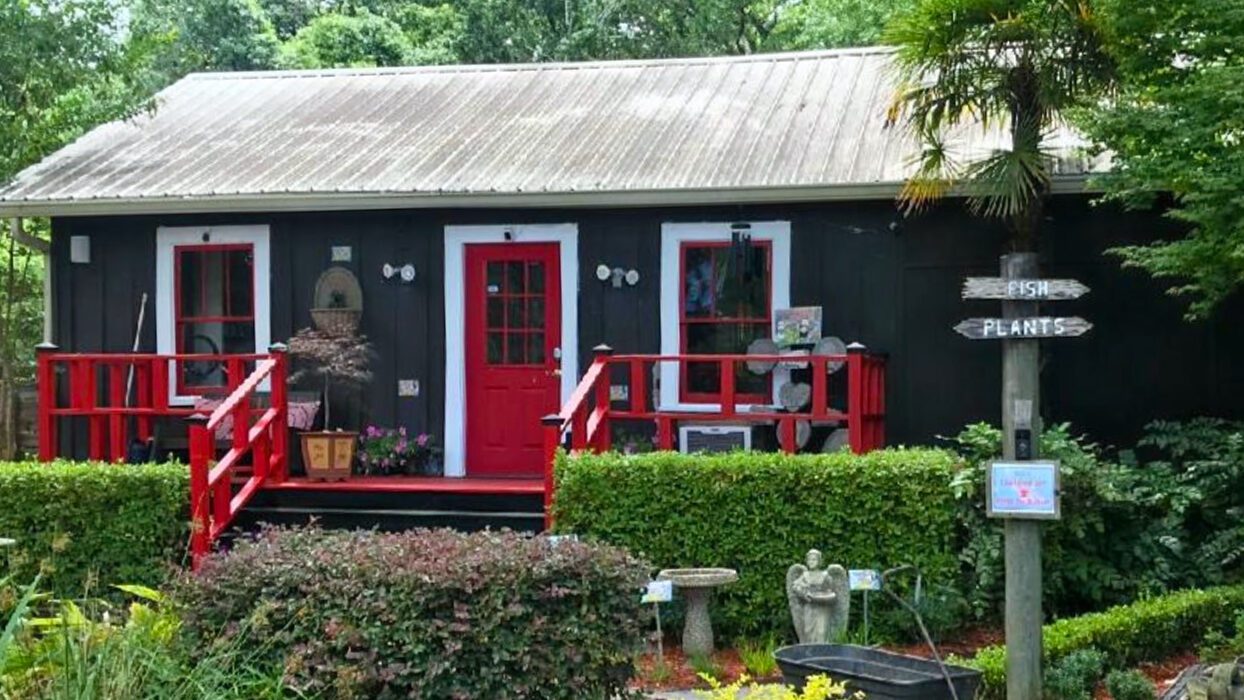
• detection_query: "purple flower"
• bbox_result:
[416,434,429,447]
[399,426,407,436]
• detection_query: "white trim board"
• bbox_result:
[155,225,272,405]
[442,224,579,478]
[658,221,792,412]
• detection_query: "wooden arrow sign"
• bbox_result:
[963,277,1090,301]
[954,317,1092,340]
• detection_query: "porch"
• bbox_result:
[34,343,886,565]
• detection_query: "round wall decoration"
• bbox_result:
[311,266,364,335]
[746,338,780,374]
[814,336,847,373]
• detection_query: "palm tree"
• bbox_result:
[884,0,1115,252]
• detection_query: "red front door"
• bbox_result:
[465,243,562,477]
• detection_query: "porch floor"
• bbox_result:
[263,476,545,495]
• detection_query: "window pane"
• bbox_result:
[487,332,504,364]
[685,322,770,396]
[179,251,203,317]
[486,262,504,294]
[226,249,253,316]
[179,321,255,388]
[683,246,715,318]
[506,261,525,293]
[528,262,545,293]
[527,332,545,364]
[487,298,504,328]
[528,298,545,330]
[506,332,526,364]
[507,298,525,328]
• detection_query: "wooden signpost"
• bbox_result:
[958,257,1090,700]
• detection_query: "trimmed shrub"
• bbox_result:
[170,527,650,700]
[967,584,1244,696]
[1044,648,1107,700]
[0,461,189,595]
[552,448,961,638]
[1105,670,1157,700]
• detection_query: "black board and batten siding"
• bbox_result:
[49,196,1244,461]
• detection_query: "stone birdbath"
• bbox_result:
[658,567,738,657]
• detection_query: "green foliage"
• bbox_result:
[884,0,1115,248]
[170,526,649,699]
[0,462,189,597]
[1105,670,1157,700]
[947,422,1240,621]
[553,448,961,638]
[688,652,727,681]
[967,585,1244,695]
[738,636,779,677]
[278,10,415,68]
[0,581,289,699]
[1079,0,1244,318]
[129,0,281,78]
[1197,608,1244,664]
[768,0,913,49]
[1043,648,1106,700]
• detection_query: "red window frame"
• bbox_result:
[678,240,773,404]
[173,243,255,395]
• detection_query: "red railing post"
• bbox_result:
[136,361,152,442]
[657,417,674,451]
[629,359,647,414]
[268,343,289,482]
[187,414,212,569]
[109,364,126,463]
[719,358,736,417]
[541,414,562,530]
[846,342,866,454]
[591,344,613,451]
[811,357,828,419]
[36,343,58,462]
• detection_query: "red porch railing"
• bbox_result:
[188,352,288,568]
[35,343,290,568]
[542,343,887,524]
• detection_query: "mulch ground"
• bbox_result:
[631,647,781,691]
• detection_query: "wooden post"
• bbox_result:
[187,413,212,569]
[35,343,58,462]
[541,414,562,530]
[592,344,614,451]
[1001,253,1042,700]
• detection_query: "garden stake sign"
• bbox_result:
[641,579,673,660]
[848,568,882,644]
[957,255,1089,700]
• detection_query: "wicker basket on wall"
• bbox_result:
[311,267,364,335]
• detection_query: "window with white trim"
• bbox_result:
[156,225,272,402]
[659,222,791,410]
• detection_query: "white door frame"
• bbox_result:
[442,224,579,478]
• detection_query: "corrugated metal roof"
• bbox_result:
[0,48,1102,216]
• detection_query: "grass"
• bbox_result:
[738,636,780,677]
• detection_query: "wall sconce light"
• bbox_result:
[382,263,417,283]
[595,263,639,288]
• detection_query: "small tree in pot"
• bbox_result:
[287,327,374,481]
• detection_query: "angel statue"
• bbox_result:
[786,549,850,644]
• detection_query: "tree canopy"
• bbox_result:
[883,0,1115,251]
[1079,0,1244,319]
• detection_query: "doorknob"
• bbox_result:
[552,347,562,360]
[548,369,562,378]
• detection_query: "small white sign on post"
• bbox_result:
[987,461,1062,520]
[848,569,881,591]
[641,580,673,604]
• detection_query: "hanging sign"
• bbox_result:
[962,277,1090,301]
[954,316,1092,340]
[986,461,1061,520]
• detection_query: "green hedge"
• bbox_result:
[552,448,961,637]
[968,584,1244,696]
[0,461,189,594]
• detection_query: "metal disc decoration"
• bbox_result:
[822,428,849,453]
[814,336,847,373]
[779,349,810,371]
[778,382,811,412]
[746,338,780,375]
[795,420,812,449]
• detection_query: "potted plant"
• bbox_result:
[287,326,374,481]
